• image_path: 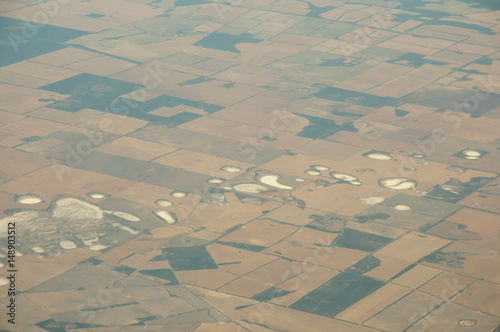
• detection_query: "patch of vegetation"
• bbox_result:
[217,241,266,253]
[138,269,179,285]
[161,246,218,271]
[424,177,494,203]
[290,270,385,318]
[350,255,381,274]
[252,287,294,302]
[335,228,392,252]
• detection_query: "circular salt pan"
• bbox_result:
[208,177,224,184]
[295,178,305,182]
[89,244,108,251]
[350,181,363,186]
[305,170,320,176]
[379,178,417,190]
[457,319,477,327]
[233,183,268,194]
[155,211,176,224]
[119,225,138,234]
[60,240,76,249]
[221,166,241,173]
[359,196,385,205]
[87,192,106,199]
[156,199,172,207]
[441,185,455,192]
[463,150,481,157]
[113,211,141,222]
[171,191,186,198]
[16,195,43,205]
[312,165,330,171]
[365,153,392,161]
[394,205,411,211]
[330,172,358,182]
[240,197,264,205]
[83,236,99,246]
[32,247,44,253]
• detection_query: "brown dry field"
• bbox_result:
[335,283,411,324]
[94,136,178,161]
[218,219,298,248]
[392,264,443,289]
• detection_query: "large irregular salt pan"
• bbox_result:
[329,171,363,186]
[330,172,358,182]
[0,211,39,237]
[233,183,268,194]
[53,198,103,220]
[378,178,417,190]
[259,175,293,190]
